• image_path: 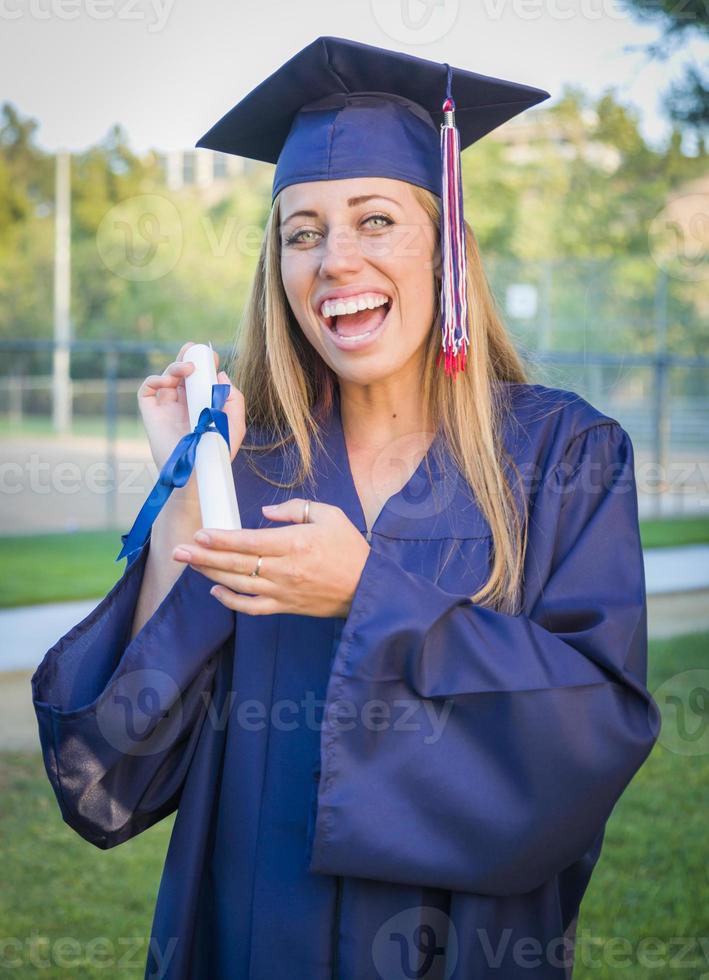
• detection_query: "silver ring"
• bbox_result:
[250,555,263,577]
[303,499,311,524]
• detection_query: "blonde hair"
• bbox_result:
[228,184,530,613]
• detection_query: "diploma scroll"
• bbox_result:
[183,343,241,531]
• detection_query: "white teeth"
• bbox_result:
[320,293,389,319]
[335,329,374,341]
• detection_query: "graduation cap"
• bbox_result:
[196,36,550,378]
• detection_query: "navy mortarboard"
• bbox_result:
[196,36,550,377]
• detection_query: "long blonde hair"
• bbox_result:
[228,183,530,613]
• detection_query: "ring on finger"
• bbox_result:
[250,556,263,577]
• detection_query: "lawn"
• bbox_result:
[0,531,123,607]
[640,515,709,549]
[1,631,707,977]
[1,516,708,608]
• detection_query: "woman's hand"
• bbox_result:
[171,499,372,618]
[138,341,246,471]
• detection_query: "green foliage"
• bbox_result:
[622,0,708,131]
[0,92,706,356]
[623,0,707,43]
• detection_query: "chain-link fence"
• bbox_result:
[1,254,707,532]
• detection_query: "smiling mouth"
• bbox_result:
[321,298,392,340]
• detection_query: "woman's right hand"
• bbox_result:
[138,341,246,472]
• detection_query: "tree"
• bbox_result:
[622,0,709,133]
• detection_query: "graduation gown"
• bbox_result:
[31,382,661,980]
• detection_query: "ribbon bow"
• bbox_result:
[116,383,231,565]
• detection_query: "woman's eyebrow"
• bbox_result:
[281,194,401,226]
[281,208,318,226]
[347,194,400,208]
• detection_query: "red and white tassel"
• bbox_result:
[437,64,469,379]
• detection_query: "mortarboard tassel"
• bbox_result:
[436,63,470,380]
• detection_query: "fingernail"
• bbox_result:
[173,547,191,560]
[194,530,211,544]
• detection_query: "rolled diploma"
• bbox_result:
[183,343,241,530]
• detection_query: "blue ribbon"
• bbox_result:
[116,383,231,565]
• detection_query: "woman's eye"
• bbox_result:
[363,213,393,230]
[284,228,321,246]
[283,213,393,246]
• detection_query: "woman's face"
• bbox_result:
[279,177,437,387]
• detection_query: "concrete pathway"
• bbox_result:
[643,545,709,595]
[1,599,97,672]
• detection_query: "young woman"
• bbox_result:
[32,37,660,980]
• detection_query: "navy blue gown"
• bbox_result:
[31,382,661,979]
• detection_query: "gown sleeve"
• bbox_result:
[31,539,235,850]
[307,421,661,896]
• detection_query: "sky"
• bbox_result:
[0,0,705,155]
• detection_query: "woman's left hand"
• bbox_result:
[172,499,371,618]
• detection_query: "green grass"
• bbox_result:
[1,632,707,977]
[0,531,123,607]
[573,630,709,978]
[639,515,709,549]
[2,516,708,608]
[0,753,171,978]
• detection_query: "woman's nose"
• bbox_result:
[318,225,364,277]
